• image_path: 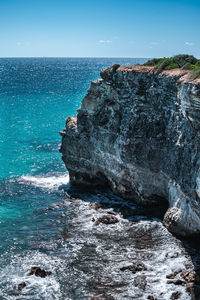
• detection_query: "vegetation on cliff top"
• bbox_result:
[143,54,200,79]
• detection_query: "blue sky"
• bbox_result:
[0,0,199,58]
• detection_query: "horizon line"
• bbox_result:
[0,56,151,59]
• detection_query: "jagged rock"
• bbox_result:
[166,270,181,279]
[167,279,185,286]
[120,261,147,273]
[170,291,182,299]
[17,282,26,291]
[95,215,119,225]
[27,267,52,277]
[166,273,176,279]
[147,296,157,300]
[133,275,147,290]
[60,65,200,237]
[181,270,200,284]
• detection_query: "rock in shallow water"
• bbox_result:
[17,281,26,291]
[28,267,52,277]
[170,291,182,299]
[133,275,147,290]
[95,215,119,225]
[120,261,147,273]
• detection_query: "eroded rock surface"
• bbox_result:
[60,65,200,236]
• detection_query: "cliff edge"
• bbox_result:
[60,65,200,237]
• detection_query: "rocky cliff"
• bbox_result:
[59,65,200,237]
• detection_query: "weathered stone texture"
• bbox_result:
[60,65,200,236]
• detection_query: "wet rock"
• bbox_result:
[95,215,119,225]
[107,211,117,215]
[89,202,101,210]
[27,267,52,278]
[120,261,147,274]
[61,227,70,239]
[133,275,147,290]
[166,270,181,279]
[167,279,185,286]
[167,273,176,279]
[182,270,200,284]
[170,291,182,299]
[17,282,26,291]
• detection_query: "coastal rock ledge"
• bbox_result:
[60,65,200,237]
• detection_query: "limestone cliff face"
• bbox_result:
[60,65,200,237]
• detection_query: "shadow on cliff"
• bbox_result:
[65,184,169,222]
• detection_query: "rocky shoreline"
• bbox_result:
[60,64,200,237]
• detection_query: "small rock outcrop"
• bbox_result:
[95,215,119,225]
[17,282,26,291]
[60,65,200,237]
[120,261,147,273]
[27,267,52,278]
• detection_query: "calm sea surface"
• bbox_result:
[0,58,198,300]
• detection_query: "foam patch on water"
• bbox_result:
[18,173,69,191]
[0,251,62,300]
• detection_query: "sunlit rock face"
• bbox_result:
[60,65,200,237]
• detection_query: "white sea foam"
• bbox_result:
[0,251,62,300]
[18,173,69,191]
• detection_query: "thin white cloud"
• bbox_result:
[98,40,112,44]
[185,42,194,46]
[16,42,30,47]
[150,42,159,45]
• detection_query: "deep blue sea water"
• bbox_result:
[0,58,197,300]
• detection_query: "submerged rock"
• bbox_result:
[61,227,70,239]
[133,275,147,290]
[28,267,52,277]
[170,291,182,299]
[60,65,200,237]
[167,279,185,286]
[95,215,119,225]
[120,261,147,273]
[166,270,181,279]
[17,282,26,291]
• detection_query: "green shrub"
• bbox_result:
[144,58,164,66]
[172,54,198,68]
[181,62,195,70]
[143,54,200,74]
[165,62,179,70]
[195,61,200,68]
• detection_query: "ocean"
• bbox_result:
[0,57,198,300]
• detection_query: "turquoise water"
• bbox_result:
[1,57,158,299]
[0,58,146,179]
[1,58,197,300]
